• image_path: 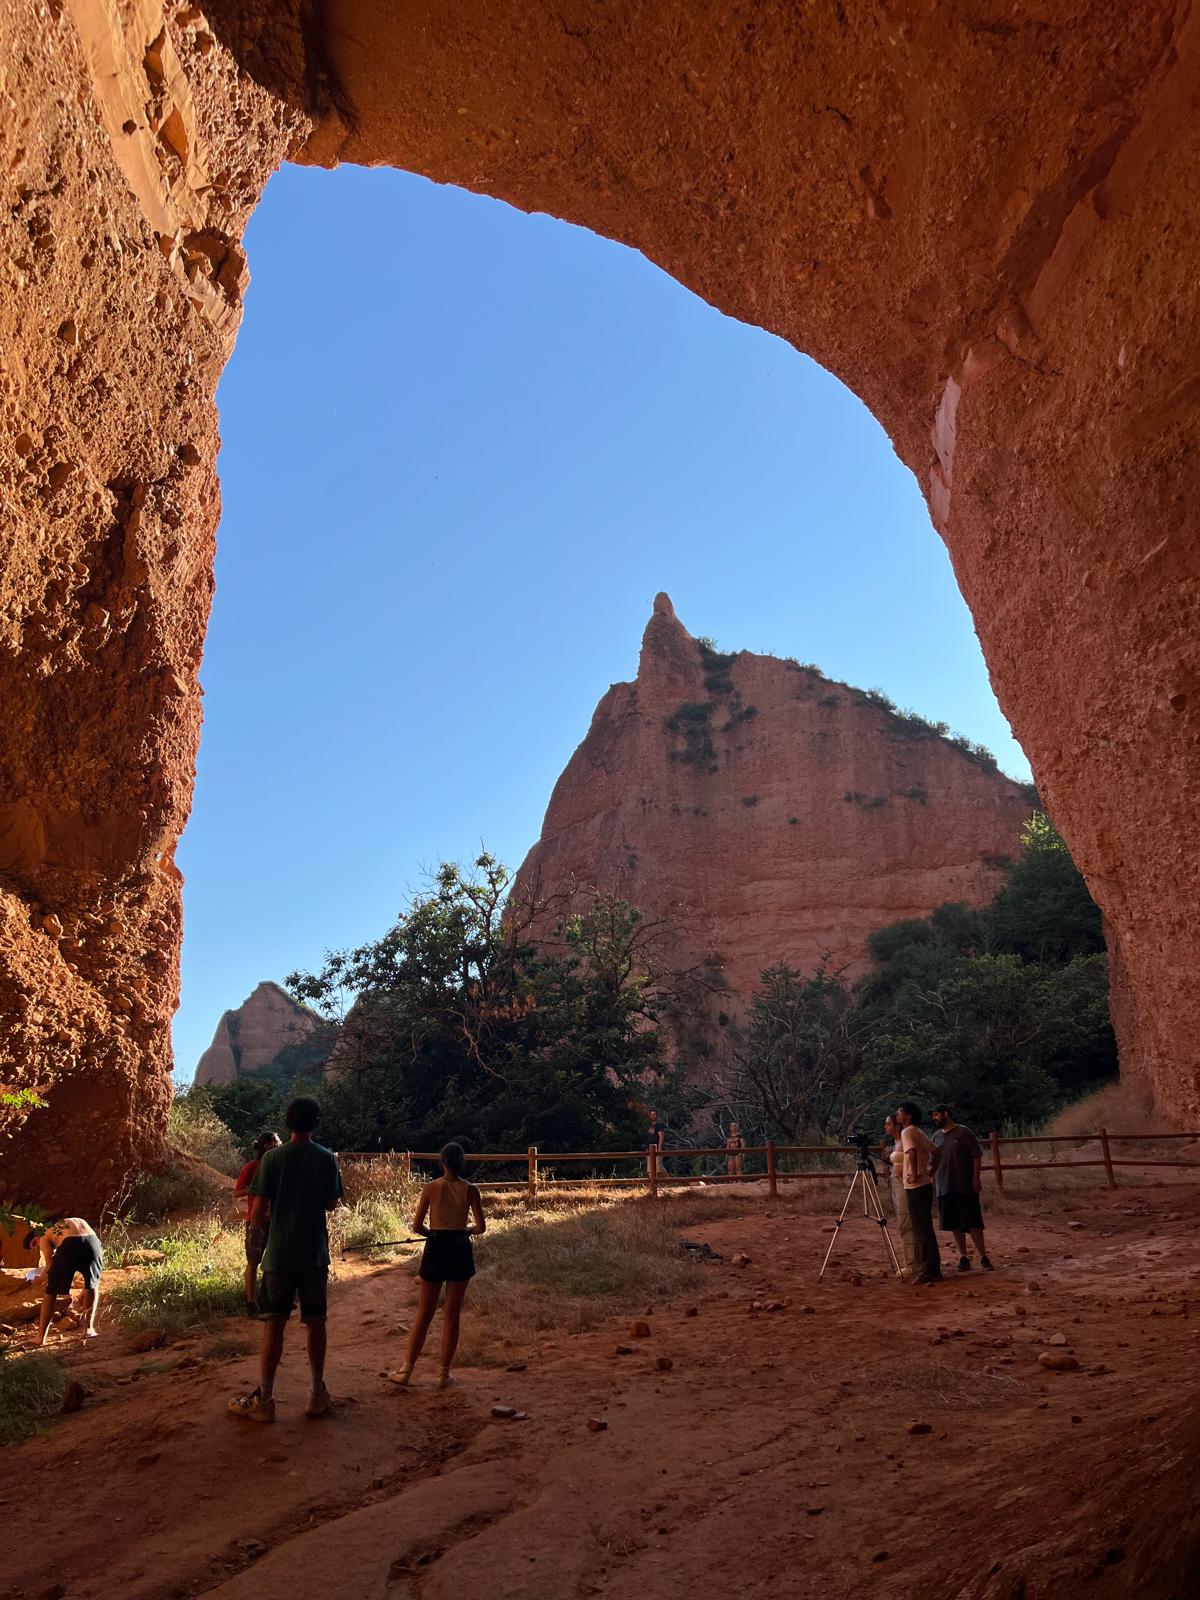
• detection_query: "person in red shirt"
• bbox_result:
[235,1131,281,1316]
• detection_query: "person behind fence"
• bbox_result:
[896,1101,942,1285]
[647,1108,666,1175]
[234,1129,282,1317]
[931,1104,993,1272]
[390,1142,486,1390]
[725,1122,746,1178]
[27,1216,103,1345]
[884,1113,914,1279]
[228,1096,344,1424]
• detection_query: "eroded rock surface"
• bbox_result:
[2,1,1197,1212]
[513,595,1032,1048]
[193,979,325,1086]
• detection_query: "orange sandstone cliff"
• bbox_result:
[2,3,1198,1217]
[512,596,1034,1048]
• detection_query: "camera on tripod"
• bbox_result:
[842,1127,874,1154]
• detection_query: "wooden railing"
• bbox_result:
[338,1128,1200,1198]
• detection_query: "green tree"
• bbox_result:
[985,812,1104,962]
[736,962,870,1139]
[286,856,678,1155]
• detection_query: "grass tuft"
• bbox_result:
[106,1214,243,1334]
[0,1350,65,1447]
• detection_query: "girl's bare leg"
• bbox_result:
[395,1280,441,1382]
[438,1280,469,1384]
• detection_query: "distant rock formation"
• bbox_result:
[194,981,327,1087]
[513,595,1035,1058]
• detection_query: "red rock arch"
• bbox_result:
[1,0,1196,1211]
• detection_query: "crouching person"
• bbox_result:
[229,1097,343,1423]
[27,1217,103,1345]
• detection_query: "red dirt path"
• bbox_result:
[5,1183,1200,1600]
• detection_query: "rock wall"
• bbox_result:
[513,595,1033,1053]
[1,1,1197,1213]
[193,979,323,1086]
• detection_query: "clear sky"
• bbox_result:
[173,162,1031,1082]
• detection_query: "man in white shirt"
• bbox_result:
[896,1102,943,1285]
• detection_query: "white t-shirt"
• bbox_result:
[900,1125,935,1190]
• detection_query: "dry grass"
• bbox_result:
[1043,1081,1173,1140]
[416,1187,709,1365]
[863,1362,1033,1411]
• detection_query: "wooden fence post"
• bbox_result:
[1099,1127,1117,1190]
[402,1151,412,1178]
[527,1145,537,1200]
[648,1144,658,1200]
[766,1140,777,1199]
[990,1129,1004,1190]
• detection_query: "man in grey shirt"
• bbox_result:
[932,1104,993,1271]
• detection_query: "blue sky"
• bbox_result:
[174,162,1031,1081]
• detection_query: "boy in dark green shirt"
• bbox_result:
[228,1096,343,1423]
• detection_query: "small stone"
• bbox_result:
[806,1506,824,1515]
[506,1361,527,1372]
[614,1345,634,1356]
[491,1405,517,1419]
[1071,1414,1083,1424]
[586,1418,608,1432]
[907,1422,933,1435]
[655,1356,673,1372]
[731,1253,752,1267]
[1049,1332,1068,1346]
[42,913,64,937]
[37,1586,66,1600]
[629,1320,652,1338]
[135,1451,160,1469]
[685,1306,699,1317]
[127,1328,167,1353]
[873,1551,890,1563]
[1068,1221,1083,1230]
[1039,1352,1080,1372]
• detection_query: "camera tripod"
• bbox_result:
[818,1154,903,1280]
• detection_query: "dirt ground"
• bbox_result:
[4,1179,1200,1600]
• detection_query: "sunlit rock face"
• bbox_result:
[512,595,1033,1057]
[2,1,1196,1213]
[194,981,324,1087]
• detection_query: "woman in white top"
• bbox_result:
[884,1115,914,1279]
[390,1142,485,1389]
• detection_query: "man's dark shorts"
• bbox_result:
[938,1191,985,1232]
[46,1234,103,1296]
[245,1221,269,1267]
[257,1269,328,1322]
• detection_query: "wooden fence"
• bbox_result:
[338,1128,1200,1199]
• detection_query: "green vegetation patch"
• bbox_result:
[0,1350,65,1447]
[106,1217,243,1335]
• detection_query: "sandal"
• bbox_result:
[387,1364,414,1387]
